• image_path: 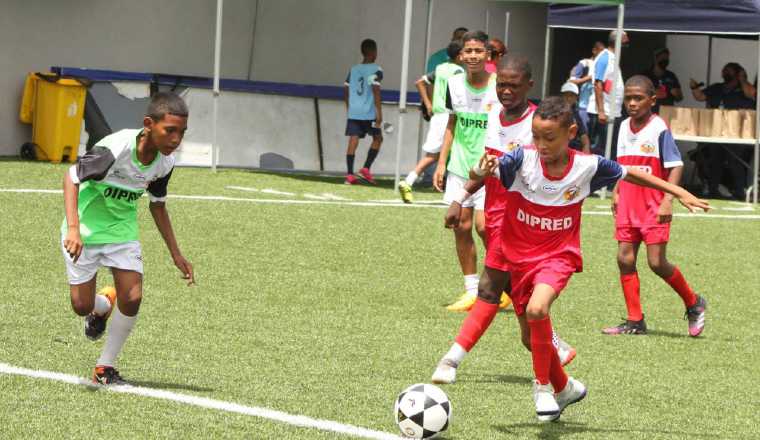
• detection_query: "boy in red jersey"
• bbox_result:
[432,56,576,385]
[476,96,709,422]
[603,76,708,337]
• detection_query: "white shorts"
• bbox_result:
[421,113,450,154]
[61,239,144,285]
[443,173,485,210]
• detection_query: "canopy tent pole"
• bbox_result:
[211,0,223,172]
[754,36,760,203]
[541,26,552,98]
[394,0,414,190]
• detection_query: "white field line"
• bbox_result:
[320,193,351,201]
[226,185,259,192]
[260,188,296,196]
[0,362,402,440]
[303,193,329,200]
[2,188,760,219]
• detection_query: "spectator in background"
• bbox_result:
[569,41,604,130]
[427,27,468,73]
[587,31,629,157]
[642,47,683,113]
[485,38,506,74]
[690,62,756,199]
[561,82,591,153]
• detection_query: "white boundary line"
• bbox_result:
[2,188,760,219]
[0,362,402,440]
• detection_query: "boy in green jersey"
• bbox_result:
[62,92,194,384]
[398,39,464,203]
[433,30,498,311]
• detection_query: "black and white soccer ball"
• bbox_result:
[394,383,452,439]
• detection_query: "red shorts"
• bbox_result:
[509,258,576,316]
[615,224,670,244]
[484,225,510,272]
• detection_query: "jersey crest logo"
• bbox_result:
[506,141,521,152]
[640,143,656,154]
[563,185,581,201]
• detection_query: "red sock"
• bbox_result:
[528,316,561,386]
[621,272,643,321]
[665,266,697,308]
[454,299,499,351]
[549,346,569,392]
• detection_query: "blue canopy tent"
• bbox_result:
[547,0,760,202]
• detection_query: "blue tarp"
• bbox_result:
[51,66,421,104]
[548,0,760,35]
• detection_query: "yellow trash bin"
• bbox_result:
[24,73,86,163]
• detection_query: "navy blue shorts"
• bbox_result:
[346,119,381,138]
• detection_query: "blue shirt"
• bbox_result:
[572,61,593,110]
[345,63,384,120]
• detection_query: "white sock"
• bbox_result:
[93,294,111,316]
[464,274,479,296]
[96,307,137,367]
[443,342,467,365]
[404,171,418,186]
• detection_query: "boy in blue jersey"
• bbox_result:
[344,39,384,185]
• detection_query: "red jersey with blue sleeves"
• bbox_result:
[483,102,537,230]
[498,147,626,271]
[615,115,683,227]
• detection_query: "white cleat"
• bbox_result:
[533,380,560,422]
[431,359,458,384]
[555,377,587,416]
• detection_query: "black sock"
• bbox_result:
[363,148,379,170]
[346,154,355,175]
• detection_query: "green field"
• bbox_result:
[1,159,758,439]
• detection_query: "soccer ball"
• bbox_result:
[394,383,452,439]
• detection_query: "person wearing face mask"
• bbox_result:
[642,48,682,114]
[690,63,756,200]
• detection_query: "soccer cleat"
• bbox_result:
[499,292,512,310]
[344,174,359,185]
[398,181,414,203]
[555,338,577,367]
[84,287,118,341]
[356,167,376,185]
[445,291,477,312]
[685,295,707,337]
[431,358,458,384]
[533,380,560,422]
[92,366,127,385]
[555,377,587,416]
[602,317,647,335]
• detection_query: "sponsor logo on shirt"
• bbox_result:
[640,143,656,154]
[458,118,488,129]
[542,183,560,193]
[517,208,572,231]
[563,185,581,201]
[629,165,653,174]
[103,186,142,203]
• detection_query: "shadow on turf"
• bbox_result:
[492,420,715,439]
[646,329,701,339]
[236,169,441,193]
[125,379,215,392]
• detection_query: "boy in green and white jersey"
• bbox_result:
[62,92,194,385]
[398,40,464,203]
[433,30,498,311]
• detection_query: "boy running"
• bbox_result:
[62,92,194,384]
[432,30,498,311]
[398,40,464,203]
[432,56,576,384]
[603,76,708,336]
[476,96,709,421]
[344,38,384,185]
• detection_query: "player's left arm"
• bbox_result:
[147,169,195,286]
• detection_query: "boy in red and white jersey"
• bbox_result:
[477,96,709,422]
[603,76,708,337]
[431,56,576,385]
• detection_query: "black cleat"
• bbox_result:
[84,314,107,341]
[93,366,127,385]
[602,317,647,335]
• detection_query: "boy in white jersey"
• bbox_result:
[62,92,194,384]
[603,76,707,337]
[432,30,499,311]
[398,40,464,203]
[432,56,576,385]
[475,97,709,422]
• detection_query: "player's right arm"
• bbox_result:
[62,146,116,262]
[689,79,707,102]
[623,167,710,213]
[416,73,434,116]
